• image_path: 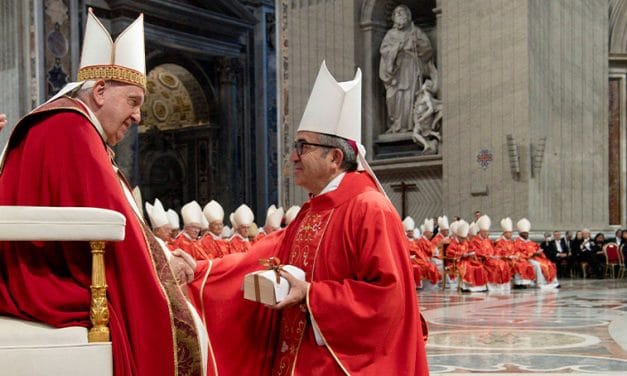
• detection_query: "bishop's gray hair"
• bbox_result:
[317,133,358,172]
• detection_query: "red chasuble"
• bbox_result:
[189,172,428,375]
[496,238,535,280]
[0,99,202,375]
[199,233,230,258]
[446,238,488,286]
[514,238,557,282]
[228,234,251,254]
[470,237,512,284]
[173,232,213,260]
[408,239,441,284]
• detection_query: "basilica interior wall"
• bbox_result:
[278,0,358,207]
[527,0,609,230]
[440,0,530,223]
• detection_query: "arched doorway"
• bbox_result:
[139,63,219,211]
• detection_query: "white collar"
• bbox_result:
[317,172,346,196]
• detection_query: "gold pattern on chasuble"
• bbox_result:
[273,210,334,376]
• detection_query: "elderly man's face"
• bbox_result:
[184,224,201,239]
[96,81,144,146]
[209,221,224,237]
[236,225,250,238]
[154,225,173,242]
[290,131,337,194]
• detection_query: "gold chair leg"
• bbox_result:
[88,240,109,343]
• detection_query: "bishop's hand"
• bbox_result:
[270,270,310,310]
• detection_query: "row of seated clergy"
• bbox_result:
[405,215,558,292]
[146,196,302,260]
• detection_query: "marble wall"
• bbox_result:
[440,0,609,229]
[278,0,358,207]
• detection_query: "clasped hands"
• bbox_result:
[169,249,196,285]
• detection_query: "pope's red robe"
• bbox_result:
[189,172,428,375]
[0,99,203,375]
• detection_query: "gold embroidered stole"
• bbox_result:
[273,210,334,376]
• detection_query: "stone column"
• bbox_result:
[218,57,241,211]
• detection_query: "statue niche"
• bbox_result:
[378,4,442,156]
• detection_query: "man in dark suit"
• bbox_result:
[549,231,571,278]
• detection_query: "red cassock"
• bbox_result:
[172,232,212,260]
[0,99,203,375]
[470,237,512,284]
[495,238,535,280]
[446,238,488,286]
[514,238,557,282]
[189,172,429,375]
[199,233,230,258]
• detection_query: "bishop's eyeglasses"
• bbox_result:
[292,140,335,156]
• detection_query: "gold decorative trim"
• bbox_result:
[78,65,146,89]
[88,240,110,342]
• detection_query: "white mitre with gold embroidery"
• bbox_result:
[48,8,146,103]
[297,61,385,195]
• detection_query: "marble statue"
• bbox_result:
[379,5,433,134]
[412,73,442,155]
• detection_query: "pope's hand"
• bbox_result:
[170,249,196,285]
[271,270,310,310]
[0,113,7,131]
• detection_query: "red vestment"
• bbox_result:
[514,238,557,282]
[446,238,488,286]
[496,237,535,280]
[189,172,428,375]
[0,99,203,375]
[199,233,229,258]
[470,236,511,284]
[408,239,441,284]
[228,234,251,253]
[416,236,436,258]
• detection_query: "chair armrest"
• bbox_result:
[0,206,125,241]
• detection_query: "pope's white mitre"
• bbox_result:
[181,201,203,226]
[203,200,225,223]
[297,61,361,142]
[166,209,180,230]
[78,8,146,88]
[48,8,145,103]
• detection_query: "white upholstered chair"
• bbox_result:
[0,206,125,376]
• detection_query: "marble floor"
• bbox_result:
[419,279,627,375]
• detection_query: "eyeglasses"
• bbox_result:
[292,140,335,156]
